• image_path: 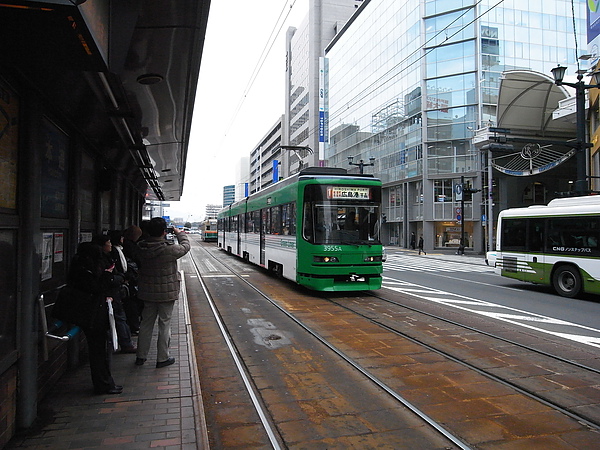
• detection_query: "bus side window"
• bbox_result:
[502,218,526,250]
[528,219,543,252]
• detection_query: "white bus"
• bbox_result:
[495,195,600,298]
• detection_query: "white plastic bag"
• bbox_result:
[107,300,118,351]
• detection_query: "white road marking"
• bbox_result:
[382,276,600,349]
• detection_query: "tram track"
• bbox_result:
[187,239,468,449]
[186,238,600,448]
[325,292,600,431]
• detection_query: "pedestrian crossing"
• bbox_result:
[384,253,495,274]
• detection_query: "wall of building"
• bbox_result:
[0,67,145,446]
[323,0,585,252]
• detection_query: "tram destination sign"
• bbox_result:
[327,186,371,200]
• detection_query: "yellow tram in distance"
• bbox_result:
[200,217,218,242]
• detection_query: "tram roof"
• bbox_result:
[0,0,210,201]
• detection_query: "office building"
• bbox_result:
[250,117,283,194]
[223,185,235,206]
[324,0,585,252]
[282,0,364,176]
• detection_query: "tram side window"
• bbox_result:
[262,209,269,235]
[232,215,238,233]
[501,218,526,251]
[251,210,260,233]
[270,206,282,234]
[282,202,296,235]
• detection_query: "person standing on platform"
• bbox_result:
[94,233,137,353]
[122,225,143,334]
[67,242,123,394]
[135,218,190,368]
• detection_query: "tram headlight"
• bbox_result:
[364,255,383,262]
[314,256,339,263]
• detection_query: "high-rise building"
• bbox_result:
[205,204,222,219]
[249,117,283,194]
[223,185,235,206]
[282,0,364,176]
[323,0,585,252]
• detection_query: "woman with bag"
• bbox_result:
[66,241,123,395]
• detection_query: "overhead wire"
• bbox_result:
[222,0,299,141]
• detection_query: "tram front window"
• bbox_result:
[304,204,381,245]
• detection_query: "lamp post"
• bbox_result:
[550,65,600,195]
[348,156,375,174]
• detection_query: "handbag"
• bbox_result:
[52,285,101,329]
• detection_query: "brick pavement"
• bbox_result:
[7,278,207,450]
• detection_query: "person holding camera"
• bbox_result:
[135,217,190,368]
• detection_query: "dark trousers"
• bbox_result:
[82,326,116,393]
[111,298,134,349]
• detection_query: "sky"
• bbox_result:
[165,0,309,222]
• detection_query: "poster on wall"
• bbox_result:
[53,232,64,263]
[41,117,69,218]
[79,232,92,243]
[41,232,53,281]
[0,80,19,210]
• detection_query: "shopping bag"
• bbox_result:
[107,300,118,351]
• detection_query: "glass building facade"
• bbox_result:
[325,0,585,251]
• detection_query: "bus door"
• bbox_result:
[260,208,266,266]
[527,219,546,282]
[499,218,528,282]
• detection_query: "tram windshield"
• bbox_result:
[302,184,382,245]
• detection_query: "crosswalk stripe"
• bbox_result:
[381,276,600,349]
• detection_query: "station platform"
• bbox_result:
[7,279,208,450]
[6,247,487,449]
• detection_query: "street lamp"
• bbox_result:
[550,65,600,195]
[348,156,375,174]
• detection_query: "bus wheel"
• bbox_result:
[552,265,582,298]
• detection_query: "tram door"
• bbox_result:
[236,214,241,255]
[260,208,266,265]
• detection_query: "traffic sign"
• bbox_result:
[454,183,463,201]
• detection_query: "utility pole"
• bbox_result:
[458,175,481,255]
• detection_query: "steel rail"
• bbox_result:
[329,293,600,431]
[188,246,285,450]
[196,240,472,450]
[371,291,600,375]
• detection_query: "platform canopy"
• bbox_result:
[496,70,574,136]
[471,70,582,176]
[0,0,211,201]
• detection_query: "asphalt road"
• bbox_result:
[382,248,600,348]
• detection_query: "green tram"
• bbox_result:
[495,195,600,298]
[217,168,384,291]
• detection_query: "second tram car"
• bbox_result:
[201,218,218,242]
[218,168,384,291]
